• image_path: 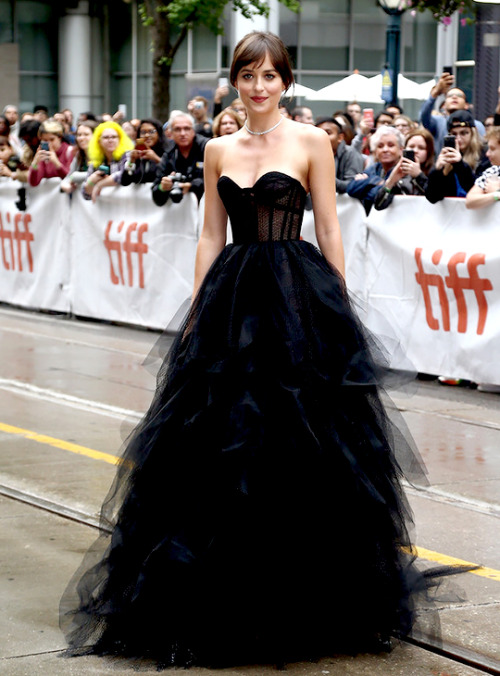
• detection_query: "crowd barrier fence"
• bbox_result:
[1,178,498,384]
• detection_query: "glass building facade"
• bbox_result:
[0,0,476,123]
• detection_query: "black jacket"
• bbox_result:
[152,134,208,206]
[425,160,475,204]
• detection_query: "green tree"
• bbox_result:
[140,0,299,122]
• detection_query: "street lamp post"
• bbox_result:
[378,0,405,106]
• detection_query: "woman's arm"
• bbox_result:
[308,129,345,278]
[466,174,500,209]
[192,140,227,298]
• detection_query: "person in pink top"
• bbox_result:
[28,119,73,186]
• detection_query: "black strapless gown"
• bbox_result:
[61,172,440,668]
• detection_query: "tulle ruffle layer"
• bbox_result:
[61,241,441,668]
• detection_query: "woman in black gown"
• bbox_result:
[61,31,453,669]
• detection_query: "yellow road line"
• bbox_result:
[2,420,500,581]
[0,421,122,466]
[414,546,500,582]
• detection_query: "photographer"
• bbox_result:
[152,113,208,206]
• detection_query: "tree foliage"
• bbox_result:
[400,0,477,24]
[139,0,300,121]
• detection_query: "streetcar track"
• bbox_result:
[2,483,499,675]
[2,311,500,674]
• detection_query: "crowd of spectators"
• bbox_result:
[1,81,499,390]
[0,72,499,220]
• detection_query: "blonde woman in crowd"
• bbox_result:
[83,121,134,202]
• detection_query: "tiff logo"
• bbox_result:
[104,220,148,289]
[415,248,493,335]
[0,212,34,272]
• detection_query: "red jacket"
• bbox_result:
[28,141,74,186]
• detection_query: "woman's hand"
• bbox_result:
[385,158,404,188]
[46,148,61,168]
[33,146,49,166]
[141,147,161,163]
[435,147,459,171]
[0,160,13,178]
[483,176,500,194]
[353,172,368,181]
[401,157,421,178]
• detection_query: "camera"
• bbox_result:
[170,172,187,203]
[40,141,49,151]
[443,135,456,148]
[193,101,204,110]
[402,149,415,162]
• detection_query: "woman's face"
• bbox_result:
[76,125,93,151]
[375,134,402,168]
[219,114,239,136]
[40,132,62,152]
[450,126,471,152]
[138,123,159,147]
[236,52,284,117]
[99,129,120,158]
[486,136,500,167]
[394,117,411,137]
[405,135,428,166]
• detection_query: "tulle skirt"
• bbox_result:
[60,241,442,668]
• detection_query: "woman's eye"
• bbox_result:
[265,74,275,79]
[243,73,252,79]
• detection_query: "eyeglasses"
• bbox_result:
[101,135,119,140]
[446,92,466,99]
[140,130,157,136]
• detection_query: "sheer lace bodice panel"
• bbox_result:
[217,171,307,243]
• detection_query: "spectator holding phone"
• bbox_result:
[60,120,98,193]
[188,96,213,138]
[28,119,74,187]
[374,127,435,210]
[466,126,500,209]
[347,125,404,213]
[419,71,485,154]
[425,110,482,203]
[83,121,134,202]
[121,118,165,185]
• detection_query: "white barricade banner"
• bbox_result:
[365,196,500,383]
[70,185,198,329]
[0,178,71,312]
[301,194,367,298]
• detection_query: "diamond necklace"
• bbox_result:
[244,116,284,136]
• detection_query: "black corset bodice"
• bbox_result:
[217,171,306,244]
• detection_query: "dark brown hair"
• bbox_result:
[405,127,435,176]
[230,31,294,90]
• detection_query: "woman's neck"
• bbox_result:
[244,111,283,136]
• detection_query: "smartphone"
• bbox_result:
[97,164,110,174]
[403,149,415,161]
[443,135,456,148]
[362,108,374,127]
[443,65,453,75]
[40,141,49,151]
[135,138,147,151]
[218,77,228,88]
